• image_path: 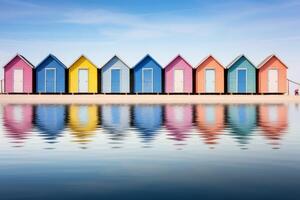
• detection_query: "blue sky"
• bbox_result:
[0,0,300,86]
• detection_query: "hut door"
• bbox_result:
[78,69,88,93]
[142,68,153,92]
[111,69,121,93]
[174,69,184,93]
[45,68,56,93]
[268,69,278,93]
[13,69,23,93]
[205,69,215,92]
[237,69,247,93]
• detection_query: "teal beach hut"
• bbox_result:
[227,105,257,145]
[227,55,257,93]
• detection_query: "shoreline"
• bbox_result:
[0,94,300,104]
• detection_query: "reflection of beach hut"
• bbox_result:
[165,105,193,141]
[133,55,163,93]
[227,105,257,144]
[35,54,67,93]
[35,105,66,142]
[165,55,193,93]
[69,105,98,143]
[195,55,225,93]
[3,104,33,141]
[227,55,257,93]
[259,104,288,142]
[133,105,162,141]
[4,54,34,93]
[196,104,225,145]
[101,105,130,139]
[68,55,98,93]
[258,55,287,94]
[101,55,130,93]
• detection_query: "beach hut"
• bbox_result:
[3,104,33,142]
[195,104,225,145]
[227,105,257,145]
[4,54,34,93]
[101,55,130,93]
[69,105,98,144]
[35,54,67,93]
[101,105,130,138]
[259,104,287,144]
[68,55,98,93]
[227,55,257,93]
[165,105,193,141]
[165,55,193,93]
[133,105,163,142]
[258,55,287,94]
[35,105,66,142]
[195,55,225,93]
[133,54,163,93]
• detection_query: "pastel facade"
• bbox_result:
[3,105,33,141]
[4,54,33,93]
[69,55,98,93]
[101,55,130,93]
[35,54,67,93]
[196,104,225,145]
[196,55,225,93]
[165,105,193,141]
[258,55,287,94]
[133,55,163,93]
[165,55,193,93]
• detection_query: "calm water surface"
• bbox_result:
[0,103,299,200]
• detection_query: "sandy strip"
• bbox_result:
[0,94,300,104]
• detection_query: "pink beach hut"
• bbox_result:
[4,54,34,93]
[164,55,193,93]
[3,105,33,141]
[165,105,193,141]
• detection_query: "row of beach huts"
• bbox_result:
[2,54,288,94]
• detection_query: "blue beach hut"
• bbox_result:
[133,55,163,93]
[101,55,130,93]
[101,105,130,137]
[35,54,67,93]
[35,105,66,143]
[133,105,163,142]
[227,55,257,93]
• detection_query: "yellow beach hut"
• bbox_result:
[69,105,99,144]
[68,55,98,93]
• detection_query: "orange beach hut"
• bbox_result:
[195,55,225,93]
[258,55,287,94]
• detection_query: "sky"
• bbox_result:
[0,0,299,87]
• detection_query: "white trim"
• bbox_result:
[173,69,184,93]
[45,68,56,93]
[204,68,216,93]
[110,67,121,93]
[78,68,89,93]
[236,68,247,93]
[13,68,24,93]
[142,68,153,93]
[267,68,278,93]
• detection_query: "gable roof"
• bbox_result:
[102,55,130,69]
[133,54,162,69]
[35,54,67,69]
[165,54,193,69]
[69,55,98,69]
[196,55,224,69]
[257,54,288,69]
[226,54,257,69]
[3,54,34,69]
